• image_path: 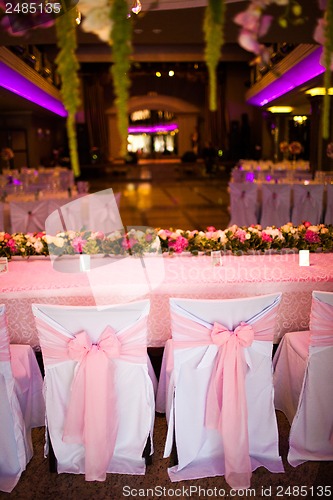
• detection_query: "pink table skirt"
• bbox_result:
[1,253,333,348]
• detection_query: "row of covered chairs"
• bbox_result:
[0,191,121,233]
[229,182,333,227]
[1,292,332,492]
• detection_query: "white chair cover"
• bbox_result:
[32,300,155,481]
[158,293,283,490]
[88,190,122,231]
[45,189,122,234]
[291,184,324,225]
[9,200,50,233]
[273,291,333,466]
[0,304,44,493]
[229,182,258,226]
[260,184,291,228]
[324,183,333,225]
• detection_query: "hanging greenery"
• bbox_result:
[322,0,333,139]
[110,0,132,157]
[55,7,81,177]
[203,0,225,112]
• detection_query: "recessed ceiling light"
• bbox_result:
[152,29,162,34]
[134,29,143,34]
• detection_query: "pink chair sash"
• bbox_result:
[170,305,278,490]
[35,316,148,482]
[310,298,333,347]
[0,313,11,362]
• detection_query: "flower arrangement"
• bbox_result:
[327,142,333,158]
[1,223,332,259]
[288,140,303,156]
[279,141,289,154]
[1,148,14,161]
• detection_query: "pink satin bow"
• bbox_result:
[63,326,121,482]
[206,321,254,490]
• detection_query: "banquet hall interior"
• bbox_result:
[1,0,333,498]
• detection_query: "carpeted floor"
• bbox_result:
[2,411,332,500]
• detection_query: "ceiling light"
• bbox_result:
[267,106,293,113]
[131,0,142,14]
[75,10,81,25]
[168,70,174,77]
[305,87,333,96]
[155,71,161,78]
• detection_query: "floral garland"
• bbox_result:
[1,223,332,259]
[55,7,81,177]
[203,0,225,111]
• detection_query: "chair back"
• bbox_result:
[229,182,258,226]
[260,183,291,228]
[324,184,333,225]
[162,293,283,490]
[291,184,324,225]
[32,300,155,482]
[9,200,50,233]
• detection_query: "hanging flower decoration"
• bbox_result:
[203,0,225,111]
[314,0,333,139]
[55,7,81,178]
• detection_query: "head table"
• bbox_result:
[1,252,333,348]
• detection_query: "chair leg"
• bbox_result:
[142,434,153,466]
[169,427,178,467]
[47,430,57,473]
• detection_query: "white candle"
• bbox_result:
[0,257,8,274]
[80,254,91,272]
[211,250,222,267]
[299,250,310,267]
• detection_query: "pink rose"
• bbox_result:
[262,232,273,243]
[304,230,321,244]
[71,236,87,253]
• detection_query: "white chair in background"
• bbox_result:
[324,183,333,225]
[32,300,155,481]
[229,182,258,226]
[9,200,50,233]
[260,183,291,228]
[0,305,45,493]
[273,291,333,466]
[291,184,324,225]
[158,293,283,490]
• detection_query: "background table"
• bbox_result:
[1,253,333,348]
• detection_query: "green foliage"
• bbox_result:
[55,7,81,177]
[110,0,132,157]
[322,0,333,139]
[203,0,225,111]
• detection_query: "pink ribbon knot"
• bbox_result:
[63,326,122,482]
[211,321,254,347]
[207,321,255,490]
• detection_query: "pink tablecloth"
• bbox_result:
[1,253,333,348]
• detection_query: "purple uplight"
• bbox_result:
[128,123,178,134]
[246,47,324,106]
[0,62,67,117]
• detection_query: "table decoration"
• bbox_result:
[1,222,332,260]
[299,249,310,266]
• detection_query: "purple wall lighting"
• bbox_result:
[128,123,178,134]
[0,62,67,117]
[246,47,325,106]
